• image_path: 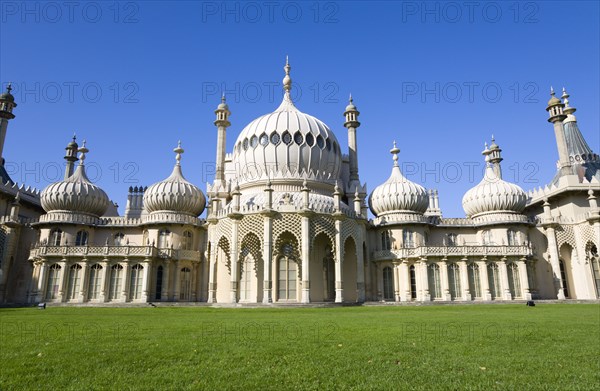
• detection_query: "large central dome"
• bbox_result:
[231,60,342,185]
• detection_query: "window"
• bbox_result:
[448,263,461,300]
[158,229,170,248]
[278,256,297,301]
[381,231,391,250]
[130,264,144,300]
[507,263,521,298]
[481,230,492,245]
[179,267,192,301]
[182,231,193,251]
[46,264,61,300]
[67,264,82,300]
[409,265,417,299]
[447,233,457,246]
[559,259,570,298]
[143,230,149,245]
[88,264,102,300]
[240,255,254,302]
[403,230,414,248]
[323,254,335,301]
[468,263,482,298]
[155,266,163,300]
[487,263,502,299]
[507,229,518,246]
[50,229,62,246]
[428,263,442,299]
[589,245,600,298]
[75,230,88,246]
[108,264,124,300]
[114,233,125,246]
[382,266,394,300]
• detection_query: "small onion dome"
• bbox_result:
[0,83,15,102]
[462,165,526,218]
[547,87,561,106]
[143,142,206,216]
[217,93,229,111]
[345,94,357,112]
[41,144,109,217]
[369,142,429,216]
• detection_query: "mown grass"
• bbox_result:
[0,304,598,390]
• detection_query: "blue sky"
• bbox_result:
[1,1,599,217]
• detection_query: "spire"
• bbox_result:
[562,87,577,118]
[283,55,292,92]
[174,140,184,166]
[390,141,400,167]
[78,140,88,165]
[6,83,12,93]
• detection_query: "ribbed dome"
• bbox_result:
[143,144,206,216]
[41,163,110,217]
[462,165,526,218]
[231,61,342,185]
[369,143,429,216]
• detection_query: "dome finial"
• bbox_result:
[349,93,353,103]
[550,86,555,95]
[390,141,400,167]
[6,82,12,93]
[78,140,88,164]
[221,92,226,103]
[174,140,184,165]
[283,56,292,93]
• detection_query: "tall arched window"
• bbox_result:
[50,229,62,246]
[382,266,394,300]
[409,265,417,299]
[114,233,125,246]
[381,230,391,250]
[155,266,163,300]
[179,267,191,301]
[158,229,170,248]
[487,263,502,299]
[559,259,570,298]
[75,230,88,246]
[507,229,518,246]
[403,230,414,248]
[182,231,193,251]
[278,256,297,301]
[67,264,82,300]
[468,263,481,299]
[323,253,335,301]
[88,264,102,300]
[143,230,149,245]
[108,264,124,300]
[448,263,461,300]
[588,245,600,298]
[428,263,442,299]
[130,264,144,300]
[240,253,254,302]
[481,230,492,245]
[46,264,61,300]
[507,262,521,298]
[446,233,458,246]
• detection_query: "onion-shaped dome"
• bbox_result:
[143,142,206,216]
[369,142,429,216]
[231,59,342,185]
[41,144,109,217]
[462,142,527,218]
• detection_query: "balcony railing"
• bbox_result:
[372,245,533,261]
[29,245,202,262]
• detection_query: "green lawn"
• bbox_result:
[1,304,598,390]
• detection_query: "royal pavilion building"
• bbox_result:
[0,62,598,305]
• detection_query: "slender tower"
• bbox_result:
[546,87,570,174]
[64,135,79,179]
[214,94,230,186]
[344,94,361,187]
[0,83,17,164]
[485,135,503,178]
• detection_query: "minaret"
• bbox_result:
[546,87,570,172]
[485,135,503,178]
[64,134,79,179]
[344,94,361,186]
[0,83,17,164]
[214,93,230,185]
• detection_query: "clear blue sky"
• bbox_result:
[1,1,599,217]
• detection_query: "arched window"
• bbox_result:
[130,264,144,300]
[507,262,521,298]
[487,263,502,299]
[381,230,391,250]
[448,263,461,300]
[409,265,417,299]
[403,230,414,248]
[507,229,518,246]
[240,254,254,302]
[559,259,570,298]
[50,229,62,246]
[468,263,481,299]
[382,266,395,300]
[323,253,335,301]
[88,264,102,300]
[182,230,193,251]
[67,264,82,300]
[588,245,600,298]
[179,267,192,301]
[278,256,297,301]
[114,233,125,246]
[108,264,124,300]
[428,263,442,299]
[158,229,170,248]
[45,264,61,300]
[75,230,88,246]
[447,233,458,246]
[143,230,149,246]
[481,230,492,245]
[155,266,163,300]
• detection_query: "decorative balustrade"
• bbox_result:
[29,245,202,262]
[372,245,533,261]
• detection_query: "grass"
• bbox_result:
[0,304,599,390]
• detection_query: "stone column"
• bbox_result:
[78,261,90,303]
[262,214,273,303]
[229,219,240,303]
[301,214,310,303]
[420,259,430,302]
[173,261,181,301]
[393,262,400,302]
[121,262,131,302]
[518,258,532,300]
[545,226,566,299]
[440,260,452,301]
[36,262,49,302]
[355,236,366,303]
[162,260,171,301]
[141,259,151,302]
[100,260,109,302]
[334,219,344,303]
[399,261,410,301]
[478,259,492,301]
[57,260,68,303]
[459,258,471,301]
[499,258,512,300]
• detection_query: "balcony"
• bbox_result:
[372,245,533,261]
[29,245,202,262]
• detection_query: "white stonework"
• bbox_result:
[0,70,598,306]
